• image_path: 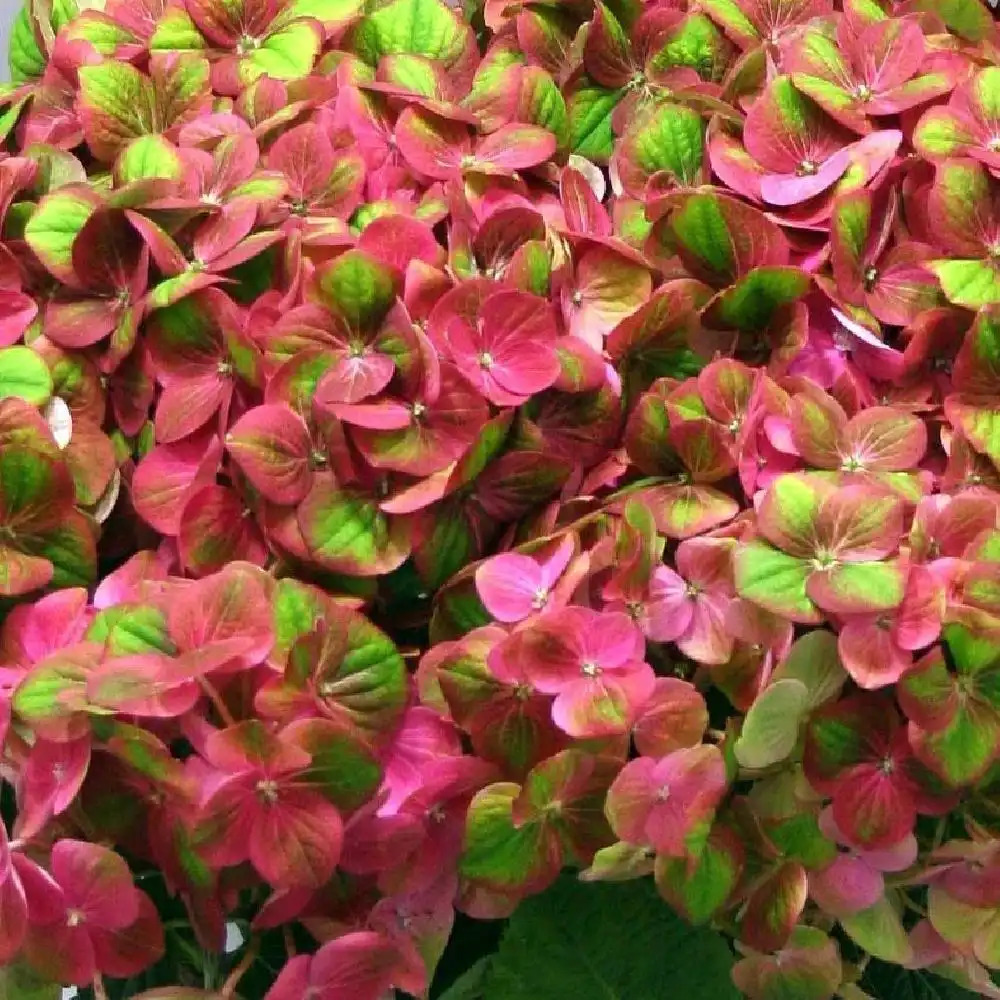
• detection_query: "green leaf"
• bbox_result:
[460,782,554,890]
[23,186,100,285]
[861,959,984,999]
[929,259,1000,309]
[908,0,993,41]
[116,134,184,183]
[567,81,624,163]
[483,875,740,999]
[0,347,53,405]
[437,958,495,1000]
[314,249,397,331]
[0,961,60,1000]
[704,266,811,332]
[623,103,705,186]
[840,896,913,965]
[352,0,470,66]
[86,605,176,656]
[735,678,809,770]
[734,541,820,623]
[241,20,322,83]
[9,8,47,82]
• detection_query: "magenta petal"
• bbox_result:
[643,566,693,643]
[838,619,910,690]
[475,553,546,622]
[50,840,139,930]
[759,148,852,206]
[809,854,883,916]
[578,610,646,667]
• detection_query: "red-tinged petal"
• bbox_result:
[790,390,848,469]
[0,290,38,346]
[561,166,612,237]
[563,246,652,348]
[168,564,273,662]
[88,891,164,980]
[267,122,335,203]
[18,588,91,663]
[317,352,396,406]
[474,125,557,173]
[0,862,28,962]
[226,404,312,504]
[395,107,468,180]
[192,201,256,265]
[740,860,808,952]
[838,618,911,690]
[334,400,413,430]
[632,678,708,757]
[844,407,927,471]
[816,485,903,561]
[131,429,222,536]
[45,297,121,348]
[550,666,654,738]
[265,954,312,1000]
[23,922,96,986]
[897,648,959,733]
[475,553,547,623]
[16,736,91,840]
[86,656,201,718]
[757,473,826,559]
[744,76,855,175]
[894,565,944,651]
[928,158,997,259]
[250,789,344,889]
[809,854,883,917]
[358,214,444,273]
[807,561,906,616]
[832,763,915,850]
[179,484,267,576]
[50,840,139,930]
[310,930,410,1000]
[153,373,228,444]
[604,755,659,845]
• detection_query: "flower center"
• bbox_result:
[411,401,427,422]
[989,137,1000,153]
[812,550,837,570]
[460,154,477,170]
[796,159,818,176]
[863,265,879,292]
[531,587,549,610]
[878,756,894,776]
[256,779,279,804]
[571,290,583,306]
[237,34,261,54]
[580,660,602,677]
[654,784,671,803]
[854,83,873,102]
[217,360,233,377]
[478,352,494,370]
[66,909,86,928]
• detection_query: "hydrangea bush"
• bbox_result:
[1,0,1000,996]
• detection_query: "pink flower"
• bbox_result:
[490,606,654,738]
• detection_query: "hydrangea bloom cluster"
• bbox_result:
[1,0,1000,996]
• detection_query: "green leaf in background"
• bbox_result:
[471,874,739,999]
[861,959,984,999]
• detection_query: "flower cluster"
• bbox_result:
[1,0,1000,996]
